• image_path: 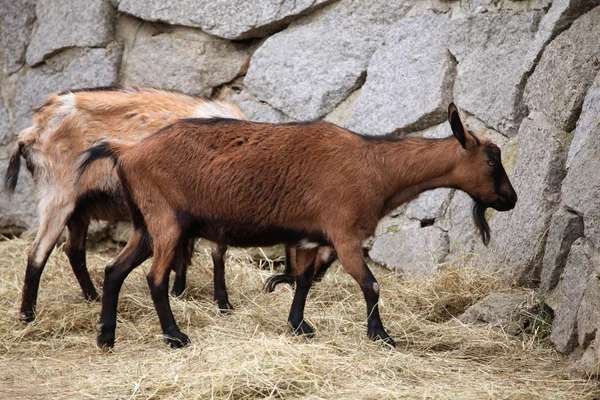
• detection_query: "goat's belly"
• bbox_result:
[188,220,328,248]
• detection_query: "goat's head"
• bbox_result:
[447,103,517,245]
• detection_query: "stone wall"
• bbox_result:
[1,0,600,373]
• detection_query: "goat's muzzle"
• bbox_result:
[491,191,518,211]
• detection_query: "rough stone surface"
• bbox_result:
[1,0,38,74]
[446,191,478,257]
[576,265,600,352]
[567,72,600,168]
[323,89,361,128]
[224,85,292,123]
[123,28,251,97]
[405,189,453,222]
[0,102,11,148]
[369,226,449,279]
[485,112,570,285]
[540,208,584,296]
[14,46,122,131]
[245,0,412,120]
[459,293,532,335]
[0,159,38,230]
[26,0,115,66]
[561,75,600,249]
[449,11,543,136]
[550,238,599,353]
[524,5,600,132]
[119,0,336,40]
[346,12,454,135]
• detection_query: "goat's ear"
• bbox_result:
[448,103,476,150]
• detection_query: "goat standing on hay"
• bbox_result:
[3,86,248,322]
[80,103,517,349]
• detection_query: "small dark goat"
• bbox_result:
[3,86,248,321]
[80,103,517,349]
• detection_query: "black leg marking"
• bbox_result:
[65,218,99,302]
[211,243,233,312]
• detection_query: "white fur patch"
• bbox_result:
[58,92,77,115]
[320,248,332,263]
[372,282,380,295]
[194,102,242,119]
[298,239,319,249]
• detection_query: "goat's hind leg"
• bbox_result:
[211,242,233,312]
[287,247,319,337]
[65,216,99,302]
[19,202,73,322]
[170,238,193,298]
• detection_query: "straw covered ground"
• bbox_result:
[0,237,598,399]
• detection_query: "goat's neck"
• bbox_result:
[372,137,463,215]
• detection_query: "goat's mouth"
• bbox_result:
[490,193,517,211]
[473,201,491,246]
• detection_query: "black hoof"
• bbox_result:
[264,274,294,293]
[368,328,396,347]
[97,332,115,351]
[289,320,315,338]
[164,330,190,348]
[216,298,234,313]
[18,310,36,323]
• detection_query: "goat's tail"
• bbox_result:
[4,142,23,193]
[77,141,133,178]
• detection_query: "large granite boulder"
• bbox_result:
[26,0,115,66]
[346,12,454,135]
[119,0,336,40]
[540,208,584,296]
[245,0,412,120]
[122,28,252,97]
[0,159,38,230]
[448,11,543,136]
[485,112,570,285]
[405,188,453,222]
[0,0,38,74]
[560,73,600,248]
[14,45,122,131]
[459,292,533,336]
[369,226,449,279]
[524,5,600,132]
[550,238,599,353]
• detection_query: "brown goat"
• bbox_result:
[3,86,248,321]
[80,103,517,349]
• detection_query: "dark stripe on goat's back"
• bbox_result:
[58,86,123,96]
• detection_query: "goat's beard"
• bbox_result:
[473,201,491,246]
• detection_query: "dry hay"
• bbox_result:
[0,237,598,399]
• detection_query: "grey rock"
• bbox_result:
[369,226,449,279]
[524,5,600,132]
[576,265,600,351]
[1,0,38,74]
[26,0,115,66]
[459,293,531,336]
[571,338,600,376]
[550,238,599,353]
[346,12,454,135]
[323,89,361,128]
[0,159,38,230]
[561,75,600,249]
[447,190,478,257]
[0,102,11,148]
[449,11,543,136]
[245,0,412,120]
[540,209,584,296]
[469,0,500,13]
[122,28,251,97]
[485,112,570,285]
[567,72,600,169]
[224,85,292,123]
[119,0,336,40]
[405,188,453,222]
[14,46,122,131]
[422,122,453,140]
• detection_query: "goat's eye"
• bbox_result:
[487,160,497,167]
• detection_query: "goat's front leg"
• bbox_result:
[97,228,152,350]
[334,240,395,346]
[287,247,319,336]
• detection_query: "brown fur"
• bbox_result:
[83,104,517,349]
[4,86,248,322]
